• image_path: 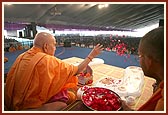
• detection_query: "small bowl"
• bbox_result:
[77,65,93,85]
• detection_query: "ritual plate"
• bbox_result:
[96,77,123,87]
[95,76,143,97]
[95,77,124,93]
[81,87,122,111]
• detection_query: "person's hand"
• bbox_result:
[120,100,134,111]
[88,44,103,59]
[76,44,103,75]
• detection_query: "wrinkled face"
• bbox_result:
[45,36,57,56]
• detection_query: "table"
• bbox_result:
[62,57,156,111]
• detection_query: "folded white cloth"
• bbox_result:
[72,58,104,66]
[88,58,104,66]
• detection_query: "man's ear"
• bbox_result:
[43,43,48,53]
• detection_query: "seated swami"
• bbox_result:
[8,44,16,52]
[5,32,103,111]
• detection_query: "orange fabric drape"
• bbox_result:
[4,57,8,63]
[138,81,164,111]
[5,47,78,110]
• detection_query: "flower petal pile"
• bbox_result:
[82,87,121,111]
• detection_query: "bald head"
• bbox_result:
[34,32,54,48]
[139,27,164,65]
[33,32,57,56]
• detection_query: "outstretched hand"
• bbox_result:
[88,44,104,59]
[76,44,103,74]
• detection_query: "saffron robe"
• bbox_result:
[17,45,23,50]
[138,81,164,111]
[5,46,78,110]
[4,57,8,63]
[8,46,16,52]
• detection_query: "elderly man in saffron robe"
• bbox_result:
[5,32,103,111]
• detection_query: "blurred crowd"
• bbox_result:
[56,35,141,55]
[4,38,33,52]
[4,35,140,55]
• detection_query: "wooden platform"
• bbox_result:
[63,57,156,111]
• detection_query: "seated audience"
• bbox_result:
[5,32,103,111]
[24,45,30,49]
[8,44,16,52]
[17,43,23,50]
[4,57,8,63]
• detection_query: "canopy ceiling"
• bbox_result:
[4,3,164,31]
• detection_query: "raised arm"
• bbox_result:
[76,44,103,74]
